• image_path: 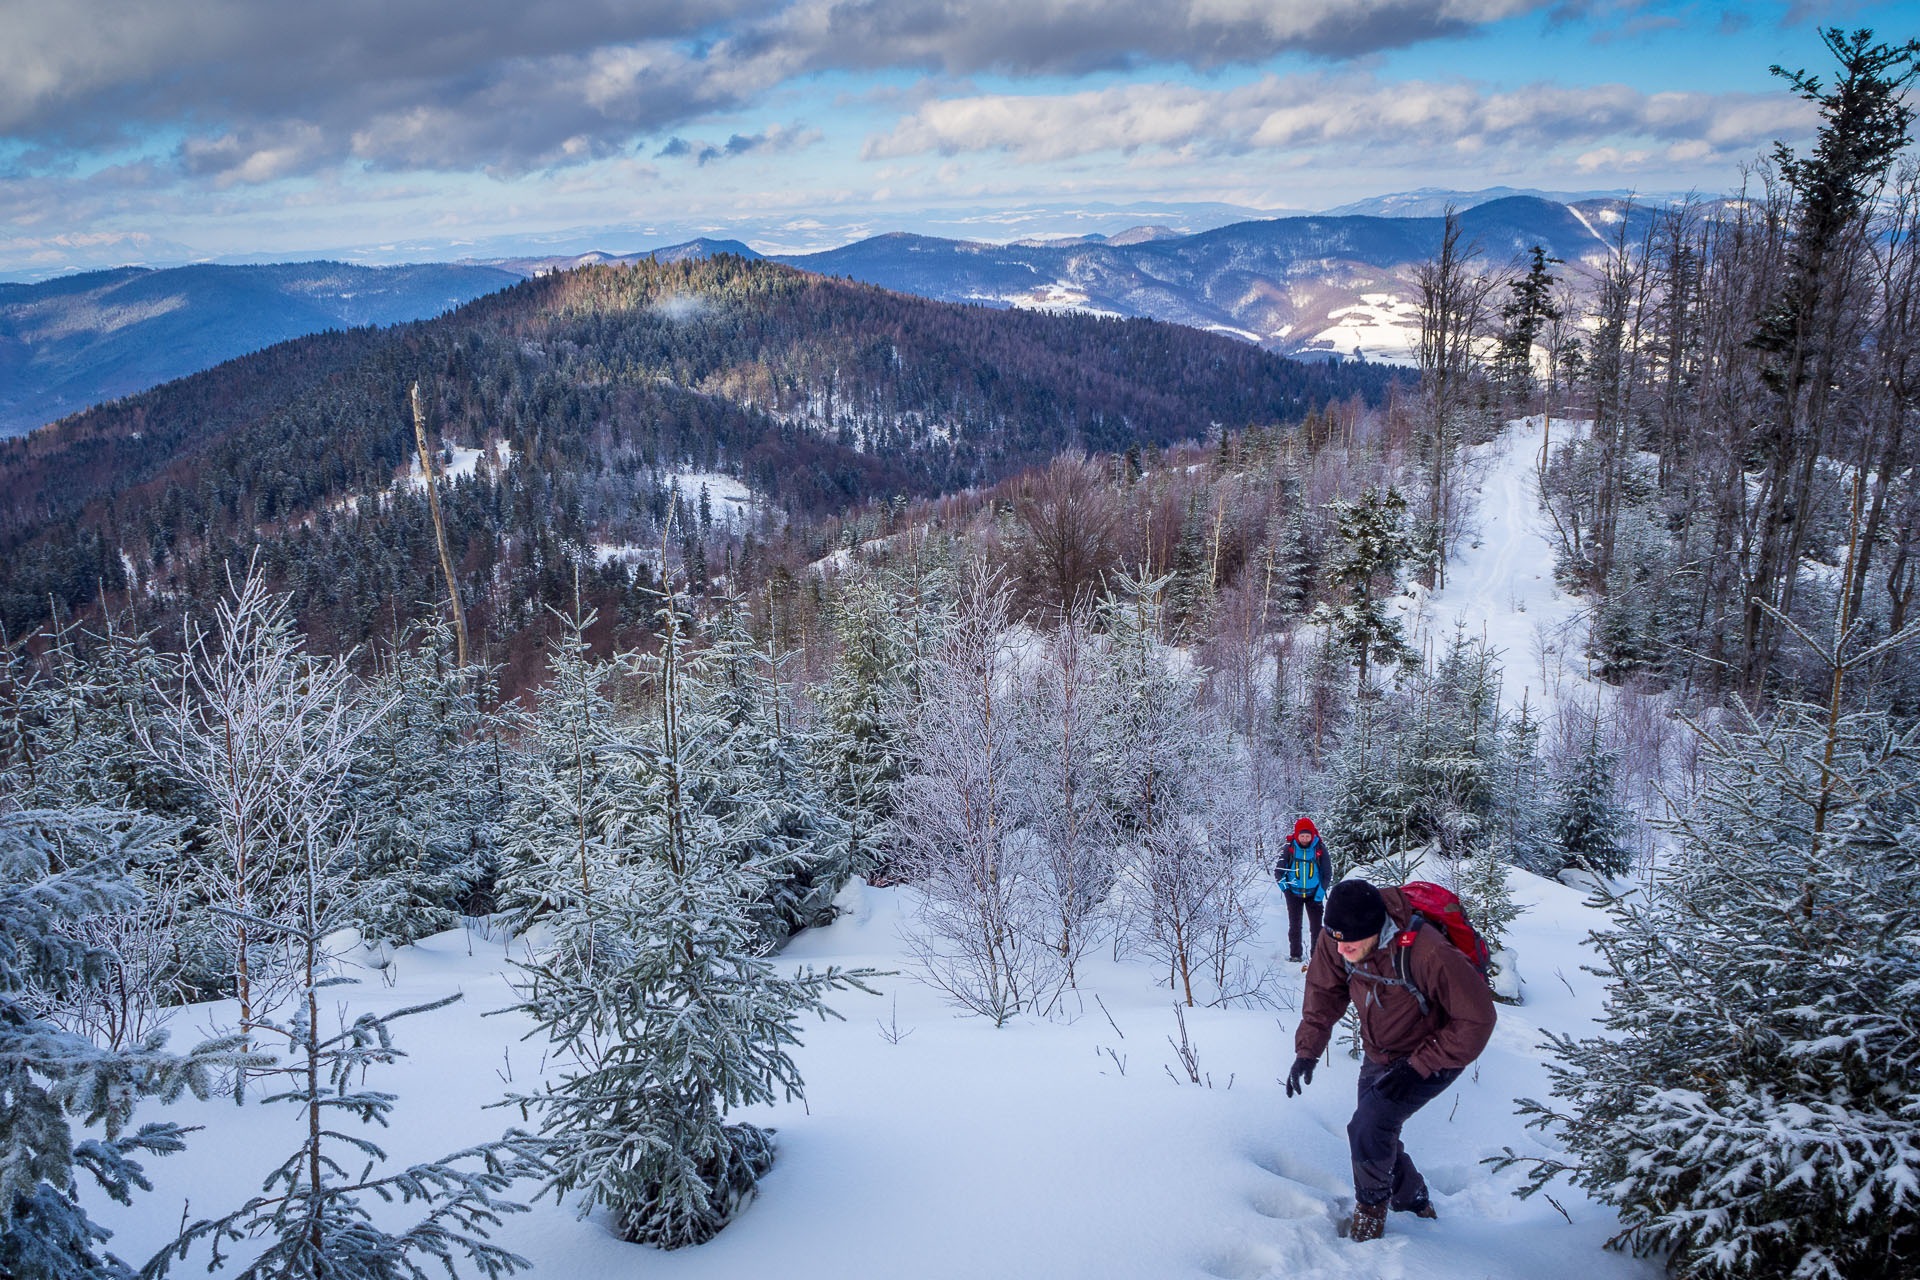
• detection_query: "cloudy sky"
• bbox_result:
[0,0,1900,277]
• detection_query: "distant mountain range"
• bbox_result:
[0,261,519,438]
[768,195,1635,364]
[1319,186,1656,218]
[0,192,1655,438]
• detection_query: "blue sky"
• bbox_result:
[0,0,1910,277]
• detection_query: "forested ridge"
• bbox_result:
[0,254,1392,658]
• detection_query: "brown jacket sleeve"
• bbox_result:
[1406,927,1497,1076]
[1294,935,1350,1060]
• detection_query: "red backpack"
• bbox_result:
[1354,882,1492,1017]
[1397,881,1491,975]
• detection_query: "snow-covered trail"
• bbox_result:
[1404,414,1587,710]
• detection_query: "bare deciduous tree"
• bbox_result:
[1011,452,1121,618]
[891,568,1061,1023]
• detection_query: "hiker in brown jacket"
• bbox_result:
[1283,879,1497,1243]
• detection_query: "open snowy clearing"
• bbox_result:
[1303,293,1421,366]
[664,469,756,529]
[88,872,1655,1280]
[405,440,514,489]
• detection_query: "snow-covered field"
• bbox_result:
[666,469,755,529]
[405,440,513,489]
[1302,293,1421,366]
[88,874,1654,1280]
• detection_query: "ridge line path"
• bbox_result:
[1400,414,1590,714]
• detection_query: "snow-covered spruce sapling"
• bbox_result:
[349,615,503,945]
[1492,603,1920,1279]
[493,602,623,930]
[0,807,255,1280]
[813,561,929,879]
[1312,486,1418,695]
[1547,715,1633,879]
[697,594,849,945]
[143,805,541,1280]
[500,592,876,1248]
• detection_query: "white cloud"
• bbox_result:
[863,73,1817,165]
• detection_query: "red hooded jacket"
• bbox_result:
[1275,818,1331,900]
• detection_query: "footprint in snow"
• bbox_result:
[1248,1148,1348,1198]
[1200,1238,1284,1280]
[1248,1182,1325,1222]
[1423,1163,1476,1197]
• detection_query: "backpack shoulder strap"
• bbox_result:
[1392,924,1428,1017]
[1343,919,1432,1018]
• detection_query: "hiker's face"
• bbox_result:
[1335,935,1377,964]
[1295,833,1312,847]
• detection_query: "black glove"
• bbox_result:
[1373,1059,1424,1103]
[1284,1056,1316,1097]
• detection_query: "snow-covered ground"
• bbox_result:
[405,439,513,490]
[665,469,755,529]
[592,541,663,571]
[1001,283,1127,320]
[82,417,1660,1279]
[88,871,1654,1280]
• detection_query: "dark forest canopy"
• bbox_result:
[0,255,1396,655]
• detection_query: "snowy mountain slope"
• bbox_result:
[767,198,1613,367]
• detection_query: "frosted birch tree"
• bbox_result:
[135,568,389,1050]
[890,568,1060,1023]
[1017,603,1117,991]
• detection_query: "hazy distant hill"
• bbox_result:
[1319,186,1649,218]
[478,239,763,276]
[0,261,519,437]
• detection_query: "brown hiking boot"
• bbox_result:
[1348,1203,1387,1242]
[1398,1200,1438,1220]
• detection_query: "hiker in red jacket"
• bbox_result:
[1274,817,1332,964]
[1283,879,1497,1243]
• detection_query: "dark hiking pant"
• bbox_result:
[1283,892,1323,959]
[1348,1057,1462,1209]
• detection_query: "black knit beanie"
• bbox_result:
[1323,879,1387,941]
